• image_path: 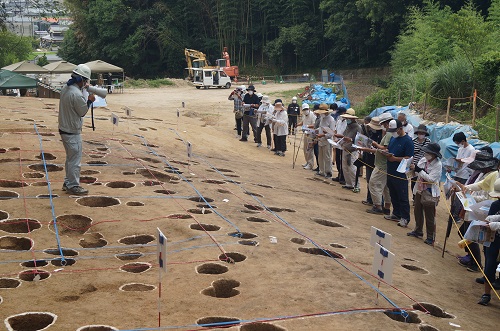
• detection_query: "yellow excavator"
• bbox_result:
[184,47,239,82]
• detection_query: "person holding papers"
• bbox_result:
[314,104,336,178]
[407,143,442,245]
[366,113,393,215]
[334,108,362,190]
[296,103,317,170]
[383,119,414,227]
[449,132,476,184]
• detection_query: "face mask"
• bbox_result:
[391,132,398,138]
[424,153,434,161]
[292,100,297,104]
[346,120,353,125]
[332,110,337,114]
[304,110,310,115]
[248,91,253,95]
[418,134,425,140]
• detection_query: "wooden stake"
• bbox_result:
[472,90,477,127]
[446,96,451,123]
[423,93,428,119]
[496,105,500,142]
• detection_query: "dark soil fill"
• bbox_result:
[0,218,41,233]
[6,312,56,331]
[196,263,229,275]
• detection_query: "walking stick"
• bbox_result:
[293,132,305,169]
[90,103,95,131]
[292,130,297,167]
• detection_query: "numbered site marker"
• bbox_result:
[157,228,167,273]
[125,107,132,117]
[372,243,395,285]
[370,226,392,249]
[111,113,119,126]
[187,141,192,158]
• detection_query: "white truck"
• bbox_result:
[191,68,232,89]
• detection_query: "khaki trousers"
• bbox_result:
[368,166,391,206]
[303,135,315,168]
[413,191,436,240]
[318,144,332,175]
[342,150,358,187]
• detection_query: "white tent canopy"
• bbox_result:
[84,60,123,73]
[43,61,77,73]
[2,61,49,74]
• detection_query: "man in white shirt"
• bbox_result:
[398,112,414,138]
[451,132,476,184]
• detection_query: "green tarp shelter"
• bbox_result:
[0,70,38,89]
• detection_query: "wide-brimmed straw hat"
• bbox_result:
[367,117,382,130]
[341,108,358,119]
[489,178,500,198]
[422,143,442,159]
[414,124,430,136]
[378,112,393,124]
[314,103,332,114]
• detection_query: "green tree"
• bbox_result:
[391,2,454,72]
[0,30,32,67]
[36,54,49,67]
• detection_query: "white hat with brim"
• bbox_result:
[489,178,500,198]
[262,96,271,104]
[379,112,393,124]
[302,104,310,110]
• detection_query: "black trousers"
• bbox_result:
[288,115,297,134]
[256,124,271,146]
[387,174,410,221]
[336,149,344,181]
[274,135,287,152]
[313,143,319,166]
[235,117,242,135]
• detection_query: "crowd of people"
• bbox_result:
[228,86,500,306]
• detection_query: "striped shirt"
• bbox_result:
[412,137,430,165]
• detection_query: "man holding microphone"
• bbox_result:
[58,64,95,195]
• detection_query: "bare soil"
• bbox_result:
[0,82,497,330]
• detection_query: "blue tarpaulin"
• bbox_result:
[302,80,351,108]
[368,105,477,143]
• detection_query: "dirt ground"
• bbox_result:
[0,82,498,331]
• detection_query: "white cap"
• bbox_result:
[256,93,263,98]
[302,103,310,109]
[292,96,297,100]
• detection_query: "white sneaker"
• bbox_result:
[397,218,409,228]
[302,163,308,167]
[303,164,312,170]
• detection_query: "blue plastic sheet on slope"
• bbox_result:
[368,105,477,143]
[302,81,350,108]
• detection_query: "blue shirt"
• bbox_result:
[387,134,414,176]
